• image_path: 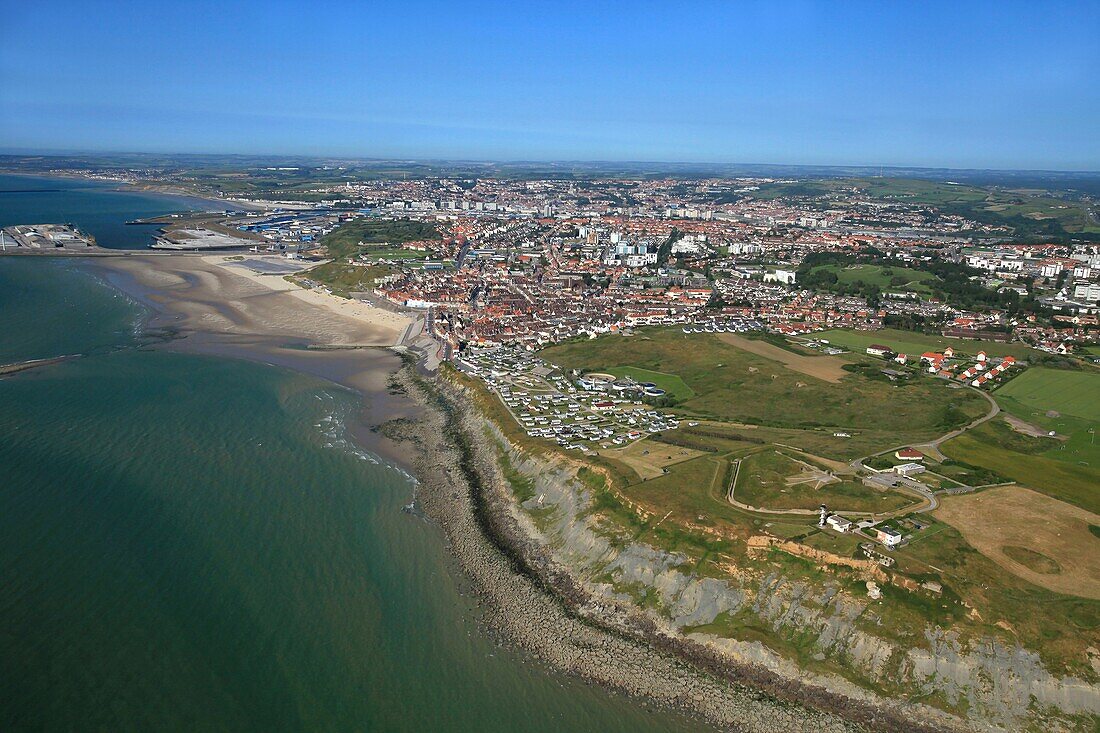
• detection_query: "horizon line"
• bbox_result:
[1,148,1099,177]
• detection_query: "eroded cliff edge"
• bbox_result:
[388,364,1098,733]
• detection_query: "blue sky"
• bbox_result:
[2,0,1098,169]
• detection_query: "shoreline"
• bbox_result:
[81,254,421,470]
[50,253,966,731]
[386,364,962,733]
[0,169,268,213]
[77,253,958,731]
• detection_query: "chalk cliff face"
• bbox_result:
[494,425,1099,732]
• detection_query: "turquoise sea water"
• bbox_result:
[0,186,697,730]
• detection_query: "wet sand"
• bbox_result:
[87,255,420,468]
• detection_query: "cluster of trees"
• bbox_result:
[656,228,684,266]
[796,260,885,307]
[797,250,1048,315]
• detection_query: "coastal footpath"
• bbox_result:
[388,363,960,733]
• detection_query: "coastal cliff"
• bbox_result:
[389,363,1099,733]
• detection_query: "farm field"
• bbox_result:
[746,177,1100,238]
[541,327,988,444]
[933,486,1100,599]
[808,327,1039,360]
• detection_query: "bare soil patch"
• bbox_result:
[1002,413,1062,440]
[718,334,848,383]
[934,485,1100,599]
[612,441,706,480]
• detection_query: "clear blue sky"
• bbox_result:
[2,0,1098,169]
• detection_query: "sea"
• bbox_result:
[0,175,698,731]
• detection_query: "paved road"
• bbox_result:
[848,386,999,473]
[845,386,1000,513]
[723,385,1000,519]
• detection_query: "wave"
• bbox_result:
[310,390,418,485]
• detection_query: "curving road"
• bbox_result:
[724,385,1001,518]
[847,386,1000,512]
[849,386,999,472]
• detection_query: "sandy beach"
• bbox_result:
[102,254,412,348]
[72,253,971,732]
[89,254,423,468]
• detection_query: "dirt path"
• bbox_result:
[718,334,848,383]
[1002,413,1061,439]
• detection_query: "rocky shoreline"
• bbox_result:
[388,362,964,733]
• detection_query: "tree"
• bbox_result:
[657,228,683,266]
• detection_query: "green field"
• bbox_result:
[747,177,1100,239]
[296,261,392,298]
[809,328,1038,360]
[456,363,1100,686]
[542,327,988,447]
[320,217,438,259]
[941,420,1100,514]
[360,245,432,262]
[809,263,938,295]
[995,367,1100,420]
[734,450,914,514]
[605,366,695,401]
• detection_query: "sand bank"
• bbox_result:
[87,254,421,468]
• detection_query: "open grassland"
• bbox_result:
[996,395,1100,469]
[541,327,988,443]
[808,327,1039,360]
[809,263,938,295]
[611,451,793,542]
[894,513,1099,678]
[296,261,392,298]
[320,217,437,259]
[941,420,1100,514]
[934,486,1100,600]
[603,366,695,400]
[717,332,848,382]
[995,367,1100,420]
[734,450,915,514]
[610,439,705,480]
[453,362,1100,679]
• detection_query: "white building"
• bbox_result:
[763,269,797,285]
[875,526,903,548]
[1074,283,1100,301]
[893,462,926,476]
